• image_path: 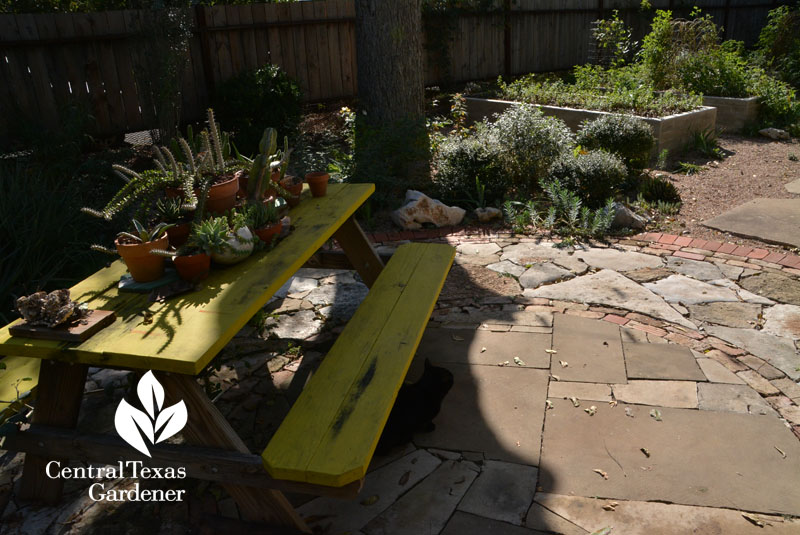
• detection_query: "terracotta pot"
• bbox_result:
[174,253,211,282]
[166,222,191,249]
[235,169,248,198]
[253,221,282,245]
[305,172,329,198]
[205,175,240,215]
[280,176,303,208]
[115,235,169,283]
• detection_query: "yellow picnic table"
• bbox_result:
[0,182,456,532]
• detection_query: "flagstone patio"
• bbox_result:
[2,234,800,534]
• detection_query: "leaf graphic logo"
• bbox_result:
[114,371,188,457]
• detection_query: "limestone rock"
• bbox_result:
[473,207,502,222]
[392,190,466,230]
[739,273,800,306]
[611,202,649,230]
[759,127,790,140]
[519,263,573,289]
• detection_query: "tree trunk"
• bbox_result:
[353,0,429,202]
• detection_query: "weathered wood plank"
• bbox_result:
[289,1,310,99]
[262,243,455,487]
[300,1,320,101]
[0,184,374,376]
[15,14,59,129]
[72,13,112,133]
[225,4,244,76]
[250,3,269,69]
[332,216,384,288]
[106,10,142,130]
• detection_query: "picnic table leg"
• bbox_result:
[156,372,310,532]
[333,215,385,288]
[19,360,88,504]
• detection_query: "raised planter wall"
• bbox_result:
[465,97,718,158]
[702,95,760,133]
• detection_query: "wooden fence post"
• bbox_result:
[194,5,216,98]
[503,0,511,77]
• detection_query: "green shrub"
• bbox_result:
[486,104,575,194]
[679,47,750,98]
[431,131,504,204]
[638,175,681,204]
[754,3,800,89]
[747,69,800,133]
[213,64,302,156]
[539,178,615,238]
[549,149,627,207]
[576,114,655,172]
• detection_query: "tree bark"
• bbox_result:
[354,0,426,124]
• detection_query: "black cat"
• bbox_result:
[376,359,454,454]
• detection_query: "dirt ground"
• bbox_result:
[654,134,800,252]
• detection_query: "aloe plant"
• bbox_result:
[90,219,174,256]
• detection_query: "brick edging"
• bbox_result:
[364,228,800,278]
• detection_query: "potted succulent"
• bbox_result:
[207,210,254,265]
[246,200,282,245]
[305,171,329,198]
[280,174,303,208]
[169,220,221,282]
[156,197,192,248]
[90,219,173,283]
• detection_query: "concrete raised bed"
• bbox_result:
[465,97,717,158]
[702,95,759,133]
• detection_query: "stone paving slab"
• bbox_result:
[500,242,589,273]
[548,381,613,402]
[487,260,527,277]
[552,314,627,384]
[442,512,551,535]
[539,399,800,515]
[412,363,549,466]
[573,248,664,271]
[664,256,725,281]
[535,493,800,535]
[612,380,698,408]
[697,383,776,415]
[519,263,573,289]
[298,449,442,533]
[458,242,502,256]
[458,460,539,525]
[687,302,762,329]
[739,272,800,306]
[703,198,800,249]
[527,270,696,329]
[705,325,799,380]
[644,275,740,305]
[416,328,552,369]
[762,304,800,340]
[363,460,479,535]
[436,307,554,328]
[696,358,746,384]
[623,342,706,381]
[525,502,589,535]
[787,178,800,194]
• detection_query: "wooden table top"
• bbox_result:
[0,183,374,375]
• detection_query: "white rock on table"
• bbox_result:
[391,190,465,230]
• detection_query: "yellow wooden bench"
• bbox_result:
[0,356,40,424]
[262,242,455,488]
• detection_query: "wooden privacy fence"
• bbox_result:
[0,0,788,142]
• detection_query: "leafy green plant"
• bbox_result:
[656,149,669,170]
[503,200,540,234]
[213,64,302,156]
[577,114,655,171]
[692,128,724,160]
[431,128,504,204]
[245,201,279,230]
[539,179,615,238]
[154,197,185,224]
[549,149,627,208]
[675,162,704,175]
[592,10,637,68]
[122,219,173,244]
[638,175,682,204]
[790,153,799,162]
[753,3,800,89]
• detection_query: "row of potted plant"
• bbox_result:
[83,108,331,285]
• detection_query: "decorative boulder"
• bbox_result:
[759,128,790,140]
[391,190,466,230]
[611,202,649,230]
[474,207,503,222]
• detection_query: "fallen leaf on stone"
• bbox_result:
[454,476,466,484]
[550,374,561,381]
[569,397,581,407]
[640,466,653,471]
[649,409,662,422]
[480,347,487,353]
[514,356,526,366]
[451,335,465,341]
[609,400,618,408]
[360,495,379,506]
[741,513,766,527]
[498,361,510,367]
[585,405,597,416]
[559,360,569,368]
[545,349,558,354]
[641,448,651,458]
[775,446,787,459]
[516,440,521,447]
[398,471,410,486]
[593,469,609,480]
[625,408,634,418]
[590,528,612,535]
[546,400,554,410]
[602,504,616,511]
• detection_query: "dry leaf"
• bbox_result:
[514,356,526,366]
[741,513,766,527]
[602,503,617,511]
[559,360,569,368]
[585,405,597,416]
[590,527,612,535]
[480,347,487,353]
[569,397,581,407]
[498,361,510,367]
[649,409,662,422]
[640,448,651,458]
[398,471,410,486]
[625,408,634,418]
[360,495,379,506]
[546,400,554,410]
[545,349,558,354]
[550,374,561,381]
[775,446,787,459]
[593,468,609,480]
[451,335,465,341]
[516,440,521,447]
[609,400,618,408]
